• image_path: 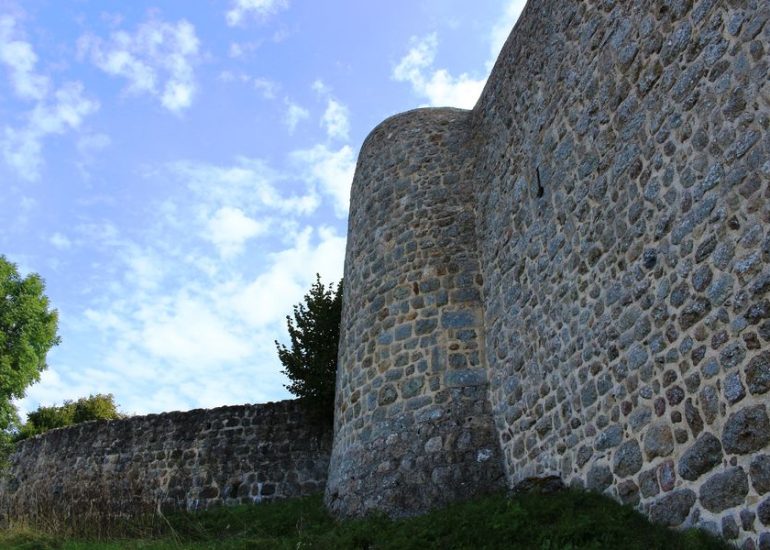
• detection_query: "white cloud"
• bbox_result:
[321,98,350,141]
[393,3,525,109]
[226,0,289,26]
[227,226,345,328]
[253,78,279,99]
[0,16,98,180]
[205,206,268,258]
[311,79,331,96]
[138,292,254,365]
[172,157,319,216]
[284,100,309,134]
[79,18,200,112]
[393,33,485,109]
[291,144,354,218]
[50,232,72,250]
[2,82,99,180]
[0,16,49,100]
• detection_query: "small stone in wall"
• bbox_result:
[678,432,723,481]
[649,489,696,527]
[644,421,675,459]
[639,468,660,498]
[658,460,676,492]
[700,467,749,513]
[758,498,770,527]
[699,385,720,425]
[723,405,770,455]
[722,515,740,540]
[724,372,747,404]
[750,455,770,495]
[612,439,643,478]
[746,351,770,395]
[684,399,703,437]
[595,424,623,450]
[586,463,613,493]
[617,480,640,505]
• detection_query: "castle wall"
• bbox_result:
[470,0,770,543]
[325,108,504,517]
[332,0,770,545]
[0,400,331,532]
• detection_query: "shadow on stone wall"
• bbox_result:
[0,399,331,537]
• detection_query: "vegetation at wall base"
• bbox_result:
[0,489,730,549]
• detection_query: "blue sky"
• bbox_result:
[0,0,525,417]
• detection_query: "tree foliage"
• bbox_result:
[275,275,342,423]
[0,256,60,428]
[16,393,122,440]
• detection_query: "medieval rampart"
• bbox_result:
[0,400,331,532]
[329,0,770,545]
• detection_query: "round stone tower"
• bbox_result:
[324,107,504,517]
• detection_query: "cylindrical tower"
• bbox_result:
[325,108,504,517]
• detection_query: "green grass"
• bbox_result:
[0,490,731,549]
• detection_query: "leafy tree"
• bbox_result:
[275,275,342,424]
[16,393,122,440]
[0,256,60,430]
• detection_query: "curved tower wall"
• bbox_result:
[325,108,504,517]
[331,0,770,543]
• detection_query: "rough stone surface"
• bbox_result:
[328,0,770,545]
[723,406,770,455]
[700,468,750,513]
[324,107,504,518]
[645,422,675,460]
[752,456,770,495]
[4,0,766,545]
[613,440,643,478]
[0,401,331,527]
[586,463,613,493]
[649,490,697,527]
[678,433,724,481]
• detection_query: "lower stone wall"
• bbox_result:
[0,400,331,531]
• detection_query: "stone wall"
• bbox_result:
[325,108,504,517]
[332,0,770,546]
[0,400,331,530]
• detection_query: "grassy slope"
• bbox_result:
[0,490,731,550]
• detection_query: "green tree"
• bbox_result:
[0,256,60,431]
[275,275,342,424]
[16,393,122,440]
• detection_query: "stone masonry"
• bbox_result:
[324,108,504,517]
[328,0,770,546]
[0,400,331,530]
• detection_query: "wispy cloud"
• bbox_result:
[19,157,346,414]
[284,100,309,134]
[205,206,269,258]
[49,232,72,250]
[0,15,49,100]
[0,15,98,181]
[290,144,355,218]
[2,83,98,181]
[170,157,319,216]
[321,98,350,141]
[226,0,289,27]
[78,18,200,112]
[393,33,485,109]
[393,1,526,109]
